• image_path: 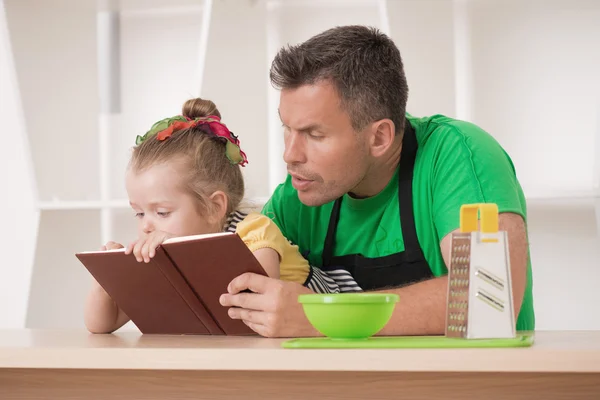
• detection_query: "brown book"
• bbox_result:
[75,232,267,335]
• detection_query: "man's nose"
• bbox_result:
[283,131,307,165]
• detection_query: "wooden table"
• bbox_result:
[0,329,598,399]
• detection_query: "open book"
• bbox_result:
[76,232,267,335]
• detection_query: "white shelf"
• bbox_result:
[525,189,600,207]
[37,200,130,210]
[36,196,271,211]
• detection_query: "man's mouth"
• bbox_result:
[289,172,310,181]
[289,172,314,190]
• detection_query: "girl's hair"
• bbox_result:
[129,98,245,216]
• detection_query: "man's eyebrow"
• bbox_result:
[280,122,321,132]
[277,109,323,132]
[296,124,321,132]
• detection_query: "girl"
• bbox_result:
[84,98,317,334]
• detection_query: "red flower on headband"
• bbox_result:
[156,120,192,141]
[205,115,230,137]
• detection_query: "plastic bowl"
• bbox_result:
[298,293,399,339]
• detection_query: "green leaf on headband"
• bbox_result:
[225,140,243,165]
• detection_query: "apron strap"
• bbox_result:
[397,119,427,263]
[322,196,342,268]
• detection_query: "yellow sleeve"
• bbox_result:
[235,212,310,285]
[235,212,286,259]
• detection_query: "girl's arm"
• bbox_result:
[252,248,281,279]
[84,281,130,333]
[83,241,130,334]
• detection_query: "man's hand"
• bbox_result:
[219,273,320,338]
[125,231,174,263]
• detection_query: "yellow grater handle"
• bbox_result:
[459,203,499,234]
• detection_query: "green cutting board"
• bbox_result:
[282,333,534,349]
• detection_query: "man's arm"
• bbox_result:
[376,275,448,336]
[221,212,529,338]
[375,212,528,336]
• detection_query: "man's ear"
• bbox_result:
[207,190,229,225]
[368,119,396,158]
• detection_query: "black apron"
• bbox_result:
[320,119,433,290]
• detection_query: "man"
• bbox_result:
[220,25,534,338]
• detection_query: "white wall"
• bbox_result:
[2,0,599,331]
[527,199,600,330]
[6,0,100,202]
[2,0,102,329]
[0,0,38,329]
[468,0,600,198]
[388,0,457,118]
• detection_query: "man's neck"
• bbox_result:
[349,137,403,199]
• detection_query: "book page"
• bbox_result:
[163,231,234,244]
[77,247,126,254]
[76,232,235,254]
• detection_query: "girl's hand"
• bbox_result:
[125,231,174,263]
[101,241,124,251]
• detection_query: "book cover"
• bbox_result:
[76,232,267,335]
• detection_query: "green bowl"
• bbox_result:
[298,293,399,339]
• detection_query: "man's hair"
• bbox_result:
[270,25,409,135]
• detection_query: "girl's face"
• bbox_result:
[125,160,221,238]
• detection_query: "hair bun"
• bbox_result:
[182,98,222,119]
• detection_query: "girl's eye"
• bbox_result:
[157,212,171,218]
[134,212,144,218]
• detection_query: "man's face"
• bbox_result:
[279,81,371,206]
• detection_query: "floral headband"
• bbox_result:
[135,115,248,166]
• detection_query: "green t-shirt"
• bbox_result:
[262,113,535,331]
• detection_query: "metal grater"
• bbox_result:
[445,203,516,339]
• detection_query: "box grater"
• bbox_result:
[445,203,516,339]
